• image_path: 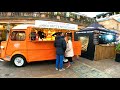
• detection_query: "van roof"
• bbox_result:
[12,24,35,29]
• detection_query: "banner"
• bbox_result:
[35,20,78,30]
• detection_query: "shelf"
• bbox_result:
[28,40,55,42]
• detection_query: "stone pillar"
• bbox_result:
[6,23,10,41]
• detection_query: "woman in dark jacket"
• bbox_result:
[54,32,66,71]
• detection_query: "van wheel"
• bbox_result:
[12,55,27,67]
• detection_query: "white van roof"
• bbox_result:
[12,24,35,29]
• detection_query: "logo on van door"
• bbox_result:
[14,43,20,48]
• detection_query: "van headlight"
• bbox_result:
[0,46,4,49]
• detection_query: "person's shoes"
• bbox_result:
[56,68,59,70]
[66,64,71,68]
[59,68,65,71]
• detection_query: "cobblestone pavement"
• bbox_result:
[0,57,119,78]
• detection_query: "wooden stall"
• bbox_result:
[75,22,118,61]
[94,44,116,60]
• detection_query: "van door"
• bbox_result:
[27,41,56,62]
[5,31,27,60]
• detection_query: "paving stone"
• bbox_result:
[0,57,118,78]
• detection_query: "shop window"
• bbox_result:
[30,28,72,41]
[31,28,57,41]
[11,31,25,41]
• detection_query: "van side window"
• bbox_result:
[11,31,25,41]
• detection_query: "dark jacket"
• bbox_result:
[38,31,45,39]
[54,36,66,55]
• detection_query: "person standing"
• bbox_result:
[54,32,66,71]
[65,36,74,68]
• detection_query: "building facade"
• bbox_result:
[94,12,120,33]
[98,19,120,31]
[0,12,96,41]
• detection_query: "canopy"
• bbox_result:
[78,22,118,34]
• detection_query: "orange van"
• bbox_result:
[0,20,81,67]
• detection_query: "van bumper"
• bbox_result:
[0,57,11,62]
[0,58,4,62]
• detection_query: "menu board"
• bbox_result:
[79,36,89,51]
[93,33,99,45]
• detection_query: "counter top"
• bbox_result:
[28,40,55,42]
[98,44,115,46]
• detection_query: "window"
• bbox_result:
[11,31,25,41]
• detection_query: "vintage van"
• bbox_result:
[0,20,81,67]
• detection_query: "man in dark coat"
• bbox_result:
[38,31,45,39]
[54,32,66,71]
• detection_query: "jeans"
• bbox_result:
[56,55,64,69]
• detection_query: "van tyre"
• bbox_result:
[12,55,27,67]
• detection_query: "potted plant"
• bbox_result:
[115,43,120,62]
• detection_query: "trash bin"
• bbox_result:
[115,54,120,62]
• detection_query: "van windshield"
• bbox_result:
[11,31,25,41]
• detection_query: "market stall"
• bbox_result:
[0,20,81,67]
[75,22,118,60]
